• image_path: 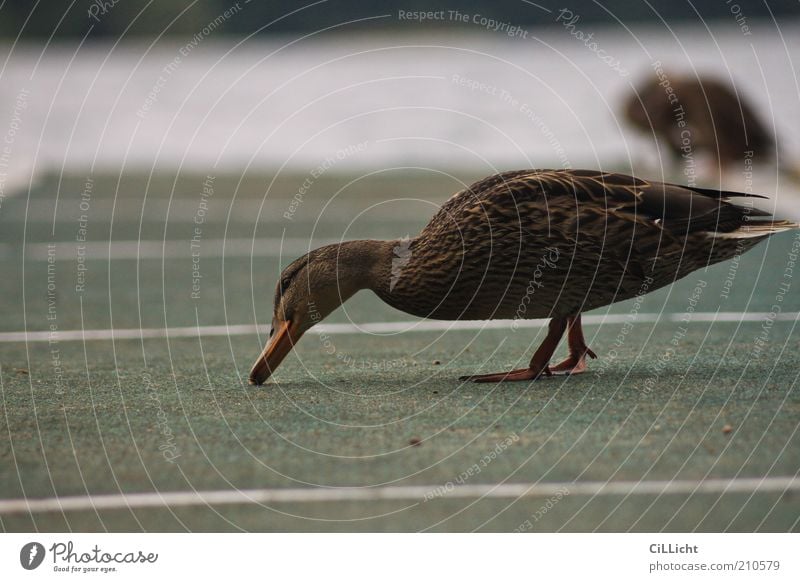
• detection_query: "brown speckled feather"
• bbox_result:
[376,169,780,321]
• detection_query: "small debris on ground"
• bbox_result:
[722,424,733,434]
[14,368,29,375]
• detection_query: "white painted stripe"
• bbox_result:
[0,476,796,514]
[1,238,345,261]
[0,312,796,343]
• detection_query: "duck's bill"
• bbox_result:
[248,320,298,385]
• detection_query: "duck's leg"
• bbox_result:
[460,318,568,383]
[548,314,597,375]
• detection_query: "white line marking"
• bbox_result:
[0,312,796,343]
[1,476,796,514]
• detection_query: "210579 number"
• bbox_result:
[735,560,780,571]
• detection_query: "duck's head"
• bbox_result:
[248,240,392,385]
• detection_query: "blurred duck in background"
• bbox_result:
[623,73,799,185]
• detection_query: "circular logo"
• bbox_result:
[20,542,45,570]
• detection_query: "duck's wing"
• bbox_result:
[423,168,793,270]
[464,169,779,239]
[441,169,793,292]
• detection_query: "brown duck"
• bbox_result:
[249,169,796,385]
[624,74,774,170]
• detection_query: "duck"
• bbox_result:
[249,169,796,385]
[624,74,775,172]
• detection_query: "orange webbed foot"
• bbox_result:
[548,348,597,375]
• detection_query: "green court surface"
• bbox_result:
[0,171,798,532]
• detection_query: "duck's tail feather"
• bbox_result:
[690,185,769,200]
[709,219,799,239]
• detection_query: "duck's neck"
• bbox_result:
[332,238,432,318]
[335,239,399,296]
